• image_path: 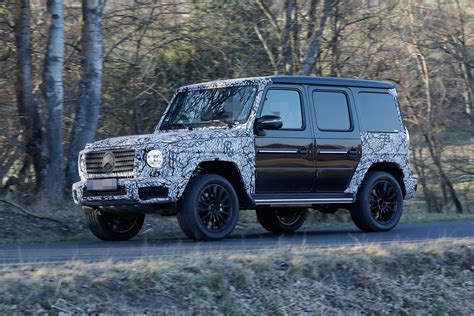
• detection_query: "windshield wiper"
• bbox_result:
[193,120,237,128]
[161,123,193,130]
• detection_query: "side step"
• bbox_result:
[252,193,355,206]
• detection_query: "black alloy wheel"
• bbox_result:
[256,207,307,233]
[275,209,305,226]
[197,184,233,233]
[350,171,403,232]
[177,174,239,241]
[369,180,399,224]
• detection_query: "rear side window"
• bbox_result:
[312,91,351,131]
[261,89,303,129]
[357,92,401,132]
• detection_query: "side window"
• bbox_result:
[312,91,351,131]
[261,89,303,129]
[358,92,401,133]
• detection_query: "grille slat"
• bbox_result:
[85,149,135,178]
[86,166,133,171]
[86,160,135,167]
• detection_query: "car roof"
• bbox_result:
[179,76,395,91]
[268,75,395,89]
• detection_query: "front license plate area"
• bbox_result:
[86,179,118,191]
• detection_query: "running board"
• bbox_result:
[252,194,355,206]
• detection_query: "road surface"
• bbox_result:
[0,220,473,266]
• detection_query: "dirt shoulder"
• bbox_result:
[1,239,472,314]
[1,197,473,245]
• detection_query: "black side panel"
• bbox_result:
[255,137,315,192]
[255,84,315,193]
[315,139,361,192]
[308,86,362,193]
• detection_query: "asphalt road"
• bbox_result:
[0,220,473,267]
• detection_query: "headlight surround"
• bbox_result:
[146,149,164,168]
[78,153,86,173]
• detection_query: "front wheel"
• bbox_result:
[177,174,239,241]
[350,171,403,232]
[84,207,145,241]
[256,208,307,234]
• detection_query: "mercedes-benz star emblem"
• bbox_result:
[102,151,115,172]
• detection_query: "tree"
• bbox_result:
[67,0,104,185]
[14,0,42,188]
[255,0,334,75]
[430,0,473,117]
[400,0,464,213]
[41,0,65,196]
[299,0,333,75]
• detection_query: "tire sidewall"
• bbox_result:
[357,172,403,231]
[84,207,145,241]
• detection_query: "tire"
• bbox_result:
[350,171,403,232]
[177,174,239,241]
[256,208,307,234]
[83,207,145,241]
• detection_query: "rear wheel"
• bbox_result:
[83,207,145,241]
[350,171,403,232]
[177,174,239,241]
[256,208,307,233]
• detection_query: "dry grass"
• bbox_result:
[0,239,472,314]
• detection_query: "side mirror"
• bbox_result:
[254,115,283,135]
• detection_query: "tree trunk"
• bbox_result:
[291,4,301,73]
[411,146,438,213]
[67,0,104,186]
[277,0,295,74]
[423,132,463,213]
[459,60,473,116]
[254,25,277,74]
[407,3,432,122]
[329,1,340,77]
[14,0,43,189]
[454,0,472,116]
[42,0,65,197]
[14,0,34,141]
[306,0,320,40]
[299,0,333,76]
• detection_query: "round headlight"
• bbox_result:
[78,153,86,173]
[146,149,164,168]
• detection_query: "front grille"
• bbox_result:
[85,149,135,178]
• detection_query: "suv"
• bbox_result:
[72,76,417,241]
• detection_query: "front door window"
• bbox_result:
[261,90,303,129]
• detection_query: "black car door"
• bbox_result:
[254,85,315,193]
[308,86,362,192]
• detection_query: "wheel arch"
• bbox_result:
[193,160,255,209]
[367,161,406,197]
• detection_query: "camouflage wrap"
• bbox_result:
[72,79,417,208]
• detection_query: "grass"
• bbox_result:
[0,196,473,245]
[0,239,472,314]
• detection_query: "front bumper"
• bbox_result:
[72,177,173,206]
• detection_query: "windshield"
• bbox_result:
[160,85,258,130]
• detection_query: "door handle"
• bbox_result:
[298,147,310,155]
[347,148,359,156]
